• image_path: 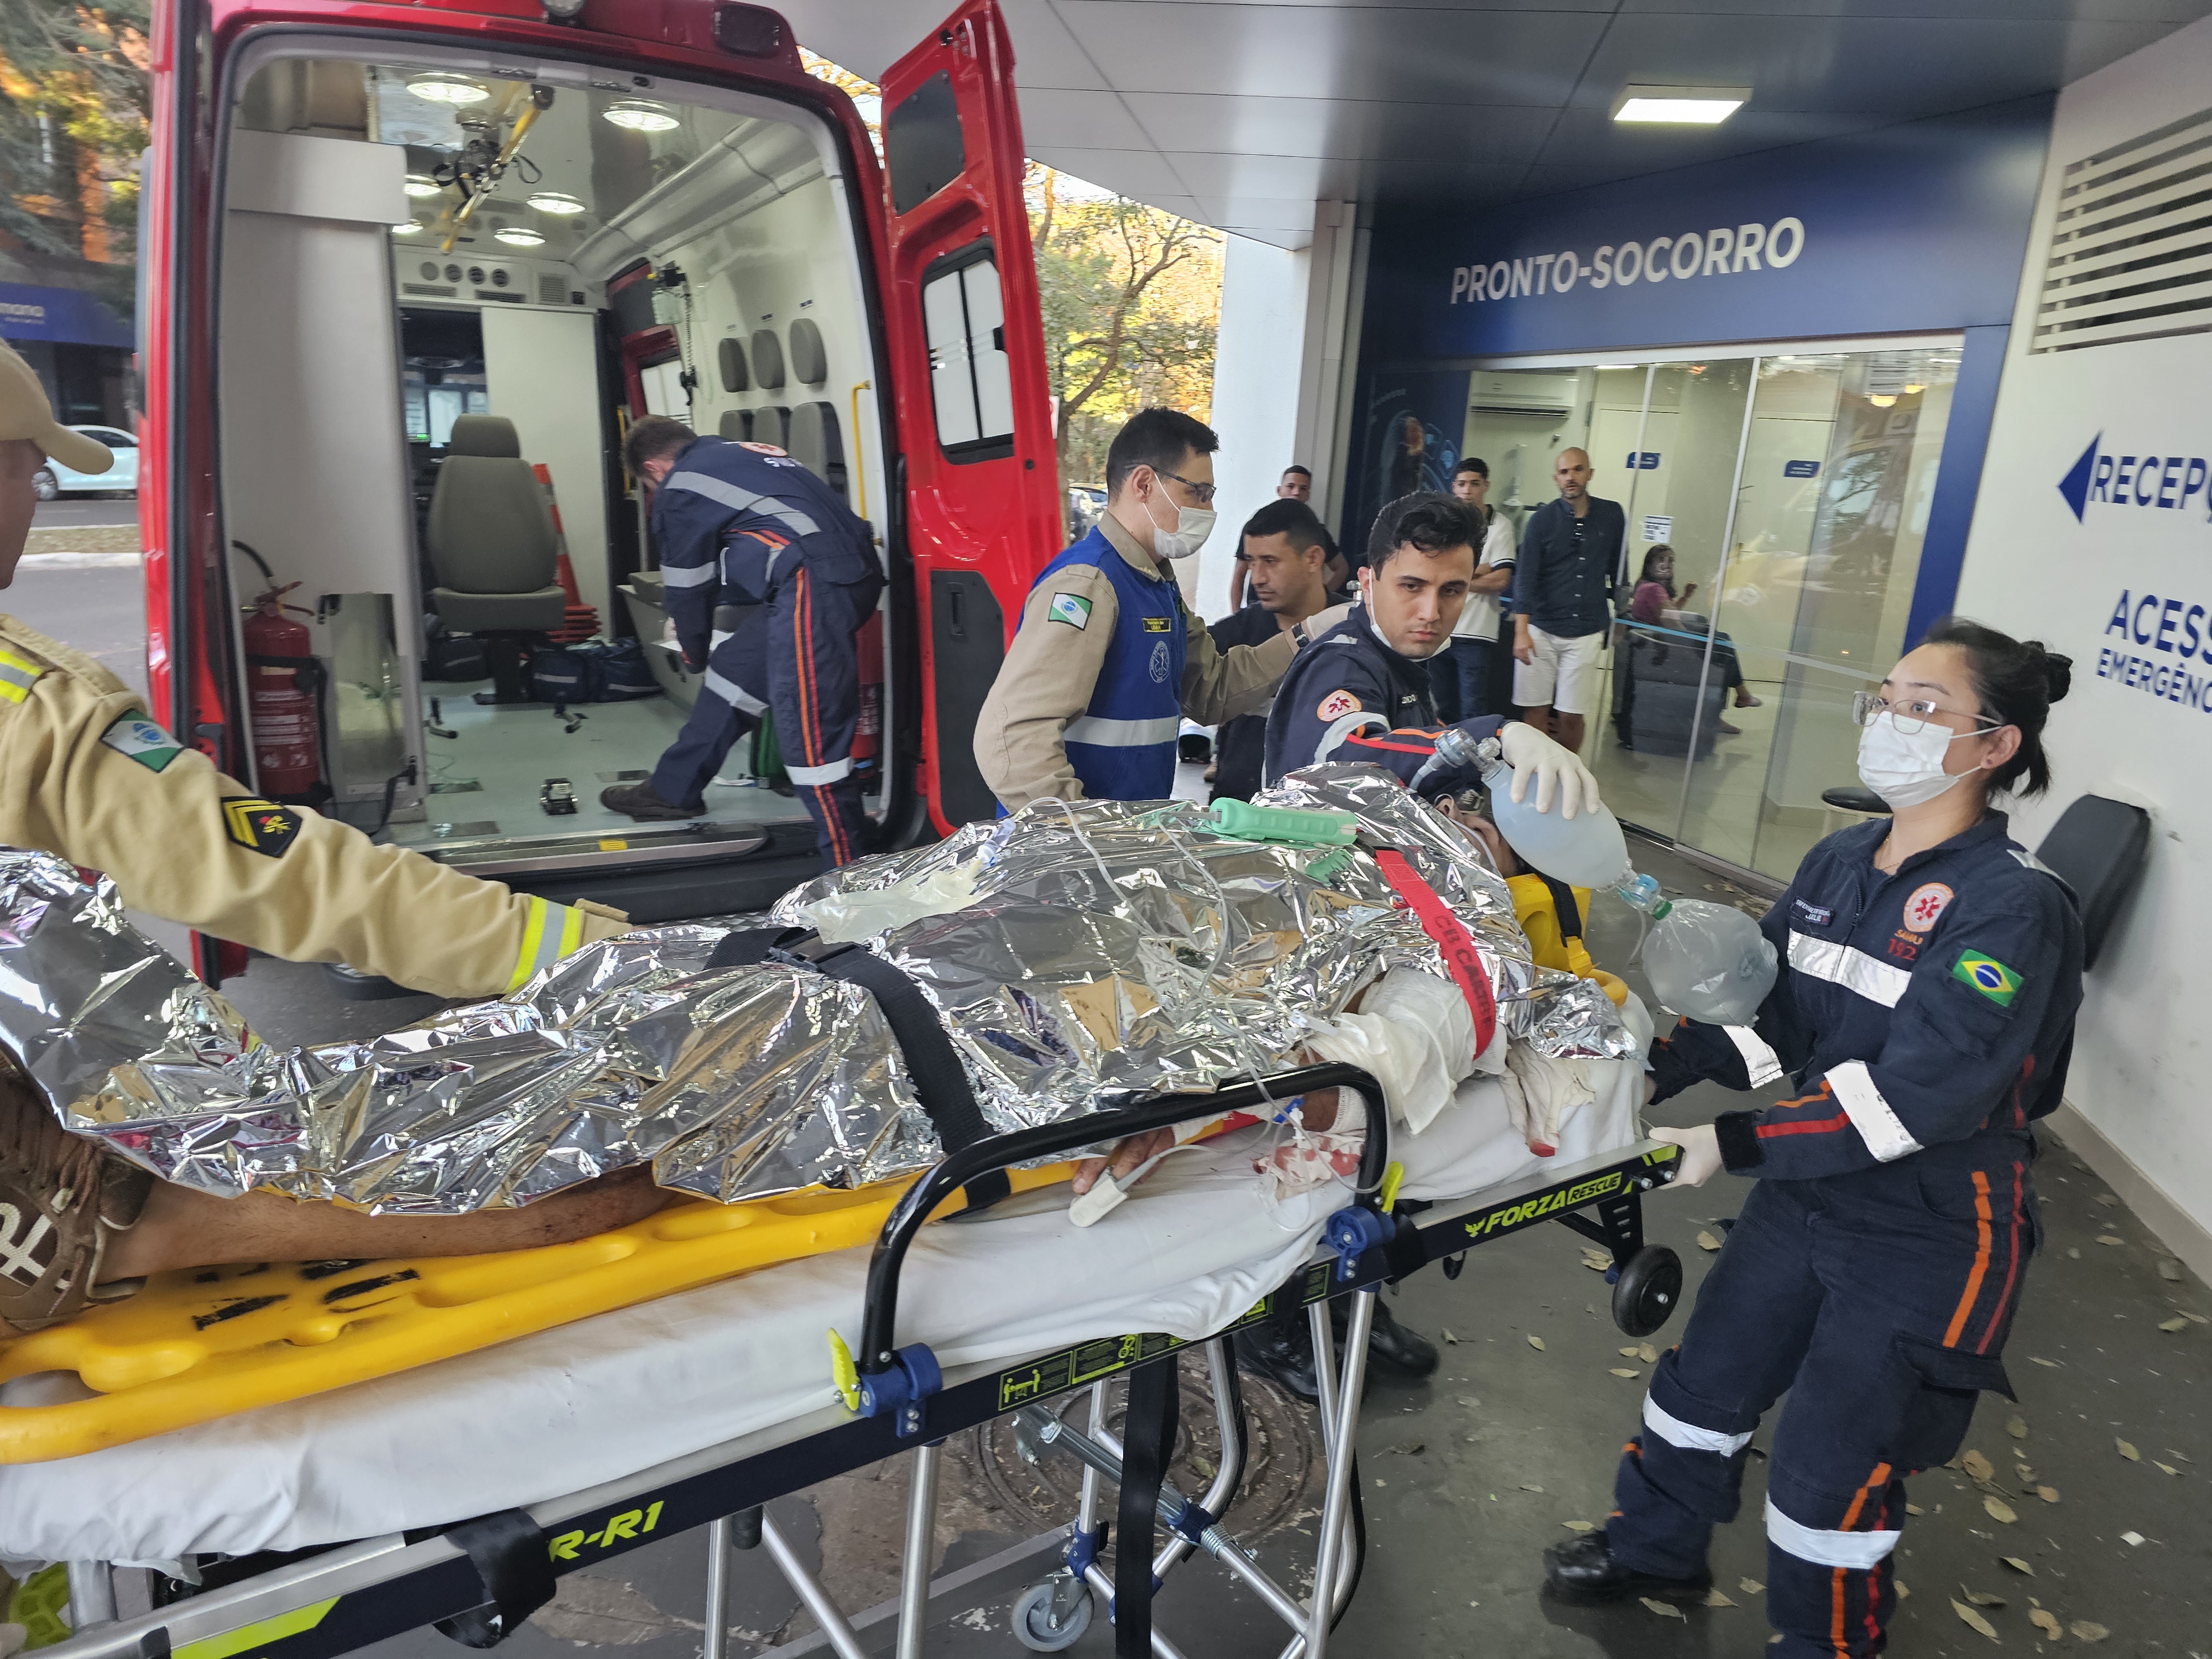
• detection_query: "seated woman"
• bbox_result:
[1616,546,1761,742]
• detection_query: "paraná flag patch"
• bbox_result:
[1047,593,1093,629]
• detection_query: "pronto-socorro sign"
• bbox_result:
[1451,219,1806,305]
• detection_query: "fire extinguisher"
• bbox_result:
[240,566,324,801]
[852,610,883,777]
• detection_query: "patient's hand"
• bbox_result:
[1072,1129,1176,1196]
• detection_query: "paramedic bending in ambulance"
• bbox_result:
[1543,619,2083,1659]
[602,417,883,869]
[0,345,664,1336]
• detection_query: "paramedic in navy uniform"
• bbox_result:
[602,416,882,869]
[974,409,1348,813]
[1543,620,2083,1659]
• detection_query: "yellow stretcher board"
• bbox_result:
[0,1165,1072,1464]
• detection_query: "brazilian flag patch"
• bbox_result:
[1952,947,2023,1008]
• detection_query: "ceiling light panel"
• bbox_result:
[408,72,491,106]
[1612,86,1750,126]
[603,98,680,133]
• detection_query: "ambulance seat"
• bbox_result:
[2033,794,2152,972]
[752,406,789,451]
[787,401,847,500]
[425,414,565,703]
[718,409,753,441]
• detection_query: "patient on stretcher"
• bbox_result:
[0,764,1635,1337]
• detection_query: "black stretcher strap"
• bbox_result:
[706,929,1011,1211]
[1540,874,1585,942]
[1116,1353,1179,1657]
[420,1509,556,1648]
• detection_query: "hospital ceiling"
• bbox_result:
[775,0,2212,248]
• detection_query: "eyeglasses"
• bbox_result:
[1155,468,1216,505]
[1850,691,2001,736]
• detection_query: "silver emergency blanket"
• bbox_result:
[0,764,1629,1213]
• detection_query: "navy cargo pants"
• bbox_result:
[649,566,883,869]
[1608,1154,2034,1656]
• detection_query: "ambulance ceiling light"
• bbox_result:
[604,98,680,133]
[529,191,588,215]
[1611,85,1749,125]
[495,225,547,246]
[392,220,424,235]
[408,72,492,105]
[403,174,444,198]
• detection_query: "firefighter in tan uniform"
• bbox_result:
[0,344,659,1335]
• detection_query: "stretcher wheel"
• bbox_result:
[1012,1579,1092,1651]
[1611,1246,1683,1338]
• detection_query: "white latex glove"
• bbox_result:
[1499,719,1603,820]
[1650,1124,1723,1188]
[1298,601,1353,643]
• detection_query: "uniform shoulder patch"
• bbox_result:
[1951,946,2022,1008]
[1047,592,1093,629]
[737,441,790,457]
[1317,688,1362,721]
[0,644,47,705]
[1901,881,1953,933]
[223,796,304,859]
[99,714,184,773]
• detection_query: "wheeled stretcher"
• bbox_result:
[20,1056,1682,1659]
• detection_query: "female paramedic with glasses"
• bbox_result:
[1543,618,2083,1658]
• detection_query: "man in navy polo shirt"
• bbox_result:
[1512,447,1626,757]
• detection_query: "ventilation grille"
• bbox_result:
[2032,103,2212,354]
[401,283,458,298]
[536,272,570,306]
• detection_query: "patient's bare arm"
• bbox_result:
[1070,1087,1344,1196]
[102,1168,675,1283]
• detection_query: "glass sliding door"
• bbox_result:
[1460,338,1962,878]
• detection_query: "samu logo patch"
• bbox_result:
[1047,593,1092,630]
[1317,689,1362,721]
[223,797,304,859]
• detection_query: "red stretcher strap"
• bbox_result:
[1373,847,1498,1057]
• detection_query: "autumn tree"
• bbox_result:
[0,0,150,276]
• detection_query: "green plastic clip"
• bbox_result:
[1208,799,1358,847]
[828,1328,860,1413]
[1303,848,1355,883]
[1379,1160,1406,1214]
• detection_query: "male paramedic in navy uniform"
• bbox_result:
[973,408,1348,813]
[602,416,882,869]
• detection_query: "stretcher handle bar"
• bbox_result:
[857,1063,1387,1375]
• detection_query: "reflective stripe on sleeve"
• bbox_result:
[1642,1395,1753,1457]
[0,649,43,703]
[1312,710,1387,765]
[1764,1495,1901,1569]
[1722,1024,1785,1088]
[1063,714,1181,749]
[1824,1059,1923,1162]
[663,471,820,537]
[1788,931,1912,1008]
[702,670,768,716]
[507,895,588,993]
[658,561,719,588]
[786,757,852,785]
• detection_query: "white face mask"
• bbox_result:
[1145,477,1216,561]
[1856,711,1983,808]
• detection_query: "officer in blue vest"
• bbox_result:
[602,416,883,868]
[974,409,1348,812]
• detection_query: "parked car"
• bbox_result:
[1068,483,1106,537]
[33,425,139,498]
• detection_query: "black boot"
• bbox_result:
[1233,1317,1319,1404]
[1332,1296,1440,1379]
[599,781,703,821]
[1542,1530,1711,1605]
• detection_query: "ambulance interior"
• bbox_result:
[216,46,891,887]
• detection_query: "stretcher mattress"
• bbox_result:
[0,1060,1641,1566]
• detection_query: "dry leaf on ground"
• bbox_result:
[1697,1230,1724,1251]
[1907,1503,1926,1515]
[1620,1345,1642,1357]
[2037,1485,2060,1503]
[1895,1582,1911,1599]
[1527,1335,1546,1351]
[1963,1588,2006,1607]
[1961,1450,1996,1481]
[1442,1329,1460,1344]
[2030,1355,2061,1367]
[1705,1589,1736,1608]
[1519,1483,1544,1493]
[1561,1520,1595,1533]
[2002,1557,2036,1574]
[1985,1494,2018,1524]
[2116,1438,2140,1460]
[2120,1531,2145,1546]
[2155,1461,2181,1475]
[2158,1258,2184,1281]
[2030,1607,2062,1639]
[1457,1395,1479,1407]
[2095,1234,2124,1246]
[1952,1599,2000,1641]
[1639,1344,1660,1363]
[1639,1598,1685,1620]
[2070,1620,2109,1641]
[1739,1577,1765,1594]
[1610,1368,1641,1378]
[2158,1316,2190,1332]
[2007,1416,2028,1438]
